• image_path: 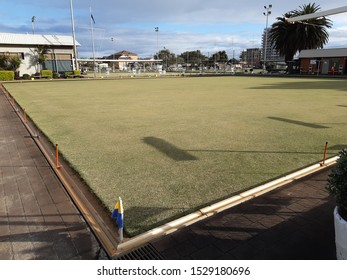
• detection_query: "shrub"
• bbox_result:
[41,69,53,78]
[327,149,347,220]
[0,71,15,81]
[64,71,73,78]
[22,74,31,80]
[64,70,81,78]
[53,72,59,79]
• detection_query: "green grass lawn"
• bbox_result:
[5,76,347,235]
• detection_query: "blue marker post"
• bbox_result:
[111,197,124,243]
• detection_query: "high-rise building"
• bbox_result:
[261,28,285,63]
[240,48,262,67]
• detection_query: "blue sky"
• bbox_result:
[1,0,347,58]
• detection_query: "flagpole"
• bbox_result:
[70,0,79,71]
[90,5,96,78]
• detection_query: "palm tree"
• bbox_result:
[35,45,50,73]
[269,3,332,63]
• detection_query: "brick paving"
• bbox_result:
[0,88,100,260]
[151,169,336,259]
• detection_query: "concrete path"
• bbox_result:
[0,88,101,260]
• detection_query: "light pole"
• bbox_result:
[70,0,79,71]
[263,4,272,72]
[155,27,159,58]
[31,16,36,34]
[90,4,96,78]
[111,37,115,72]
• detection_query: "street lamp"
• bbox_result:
[263,4,272,72]
[31,16,36,34]
[155,27,159,58]
[111,37,115,72]
[70,0,79,71]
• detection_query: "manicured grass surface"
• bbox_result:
[5,76,347,235]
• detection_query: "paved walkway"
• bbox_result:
[0,86,337,260]
[151,168,336,259]
[0,88,100,260]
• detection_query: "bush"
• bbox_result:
[327,149,347,220]
[22,74,31,80]
[53,72,59,79]
[64,71,73,78]
[64,70,81,78]
[41,69,53,78]
[73,70,81,76]
[0,71,15,81]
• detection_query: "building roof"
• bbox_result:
[115,50,137,56]
[104,50,137,59]
[299,48,347,58]
[0,32,80,47]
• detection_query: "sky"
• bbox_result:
[1,0,347,59]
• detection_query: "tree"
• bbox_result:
[35,45,50,72]
[269,3,332,63]
[210,51,228,64]
[208,51,229,70]
[8,56,21,71]
[155,48,177,68]
[178,50,208,69]
[0,54,21,71]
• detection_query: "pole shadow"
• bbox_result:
[143,137,198,161]
[268,117,330,129]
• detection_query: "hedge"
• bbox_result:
[41,70,53,78]
[65,70,81,78]
[0,71,15,81]
[73,70,81,76]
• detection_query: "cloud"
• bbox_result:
[1,0,346,58]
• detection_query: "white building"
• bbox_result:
[261,28,285,63]
[0,32,79,76]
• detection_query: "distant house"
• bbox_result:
[104,50,138,71]
[0,32,79,76]
[299,48,347,75]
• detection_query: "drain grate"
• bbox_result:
[113,244,165,260]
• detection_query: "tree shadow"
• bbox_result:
[249,80,347,92]
[143,137,198,161]
[186,149,331,155]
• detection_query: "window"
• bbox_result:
[0,52,24,59]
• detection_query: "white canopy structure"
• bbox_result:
[286,6,347,22]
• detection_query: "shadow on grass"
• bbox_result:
[143,137,198,161]
[268,117,330,129]
[186,149,334,155]
[249,80,347,92]
[125,206,187,236]
[330,144,347,151]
